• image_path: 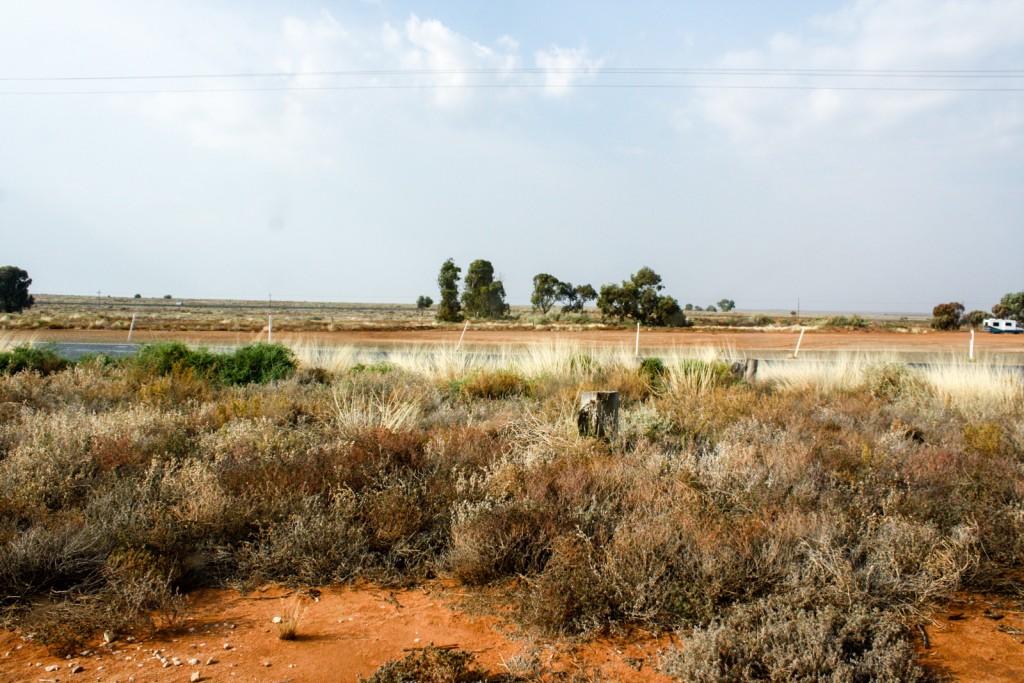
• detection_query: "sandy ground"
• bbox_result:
[9,327,1024,355]
[2,585,1022,682]
[921,592,1024,682]
[0,584,671,683]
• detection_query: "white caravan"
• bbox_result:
[982,318,1022,334]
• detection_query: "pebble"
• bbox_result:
[206,657,218,665]
[263,660,272,667]
[45,664,60,672]
[271,616,283,624]
[172,657,183,666]
[190,672,202,683]
[223,643,231,650]
[71,664,85,673]
[188,658,200,665]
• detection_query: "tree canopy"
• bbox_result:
[436,259,463,323]
[931,301,964,331]
[462,259,508,319]
[0,266,34,314]
[596,267,686,326]
[992,292,1024,323]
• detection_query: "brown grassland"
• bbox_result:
[0,298,1022,680]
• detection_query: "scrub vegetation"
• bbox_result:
[0,341,1020,681]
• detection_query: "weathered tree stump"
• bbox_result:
[729,359,759,383]
[577,391,620,439]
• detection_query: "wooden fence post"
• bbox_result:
[577,391,620,439]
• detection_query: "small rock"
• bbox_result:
[46,664,60,671]
[230,623,236,629]
[263,660,271,667]
[271,616,283,624]
[187,658,200,665]
[188,627,196,633]
[190,672,202,683]
[222,643,231,650]
[172,657,182,666]
[205,657,218,665]
[71,664,85,673]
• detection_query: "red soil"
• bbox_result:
[3,585,1022,682]
[0,584,672,683]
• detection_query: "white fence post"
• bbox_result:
[794,327,806,358]
[127,313,136,342]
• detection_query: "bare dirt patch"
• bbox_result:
[0,584,672,682]
[920,592,1024,682]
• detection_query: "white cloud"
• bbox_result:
[534,46,603,96]
[690,0,1024,153]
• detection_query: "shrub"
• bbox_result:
[361,645,497,683]
[638,356,667,383]
[864,362,920,401]
[461,369,529,399]
[0,346,69,376]
[218,343,296,385]
[964,310,988,329]
[820,315,867,329]
[133,342,296,386]
[661,597,936,682]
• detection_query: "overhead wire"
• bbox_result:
[0,66,1021,95]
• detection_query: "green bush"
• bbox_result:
[218,343,296,385]
[134,342,218,378]
[638,356,667,383]
[133,342,295,386]
[0,346,69,376]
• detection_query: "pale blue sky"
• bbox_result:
[1,1,1021,312]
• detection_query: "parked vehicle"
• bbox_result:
[982,318,1023,334]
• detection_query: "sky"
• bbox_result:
[1,0,1021,313]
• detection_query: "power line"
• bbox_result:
[1,67,1022,81]
[2,83,1021,96]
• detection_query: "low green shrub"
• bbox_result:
[638,356,667,383]
[0,346,69,376]
[133,342,295,386]
[218,343,297,385]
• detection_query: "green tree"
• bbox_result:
[964,310,988,329]
[562,283,596,313]
[530,273,562,314]
[462,259,508,319]
[0,266,34,313]
[436,259,463,323]
[717,299,736,312]
[931,301,964,331]
[597,267,686,326]
[992,292,1024,323]
[416,295,433,311]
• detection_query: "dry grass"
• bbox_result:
[276,597,307,640]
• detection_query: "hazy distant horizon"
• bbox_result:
[2,1,1021,315]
